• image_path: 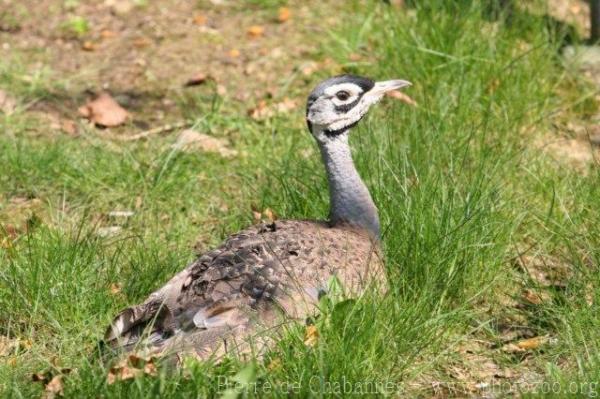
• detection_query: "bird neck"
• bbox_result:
[316,129,380,240]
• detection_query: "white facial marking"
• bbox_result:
[324,83,362,102]
[332,95,358,107]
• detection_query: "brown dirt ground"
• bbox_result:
[0,0,344,134]
[544,0,600,171]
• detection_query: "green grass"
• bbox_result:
[1,0,600,397]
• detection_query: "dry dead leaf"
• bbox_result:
[516,336,547,350]
[274,98,297,113]
[487,78,500,93]
[107,365,141,384]
[248,100,270,119]
[540,138,597,172]
[304,325,319,347]
[252,207,276,224]
[100,29,117,39]
[107,0,134,16]
[32,369,71,399]
[43,375,65,399]
[81,41,95,51]
[3,224,18,238]
[109,283,122,295]
[501,343,525,354]
[0,336,32,355]
[386,90,418,106]
[78,93,129,127]
[0,236,12,249]
[522,288,550,305]
[107,354,157,385]
[172,129,238,158]
[277,7,291,23]
[32,372,50,383]
[248,98,297,120]
[184,72,212,87]
[133,37,151,48]
[516,254,572,288]
[300,61,319,76]
[267,357,282,371]
[193,14,207,25]
[502,336,548,353]
[263,208,276,222]
[143,361,157,376]
[570,3,582,14]
[20,338,32,350]
[243,61,260,76]
[216,85,227,96]
[1,197,46,235]
[0,336,18,356]
[61,120,78,136]
[228,48,240,58]
[128,354,148,368]
[444,341,510,393]
[247,25,264,38]
[0,89,16,114]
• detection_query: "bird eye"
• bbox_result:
[335,91,350,101]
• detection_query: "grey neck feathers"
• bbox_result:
[316,129,380,240]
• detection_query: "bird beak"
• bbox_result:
[370,79,412,96]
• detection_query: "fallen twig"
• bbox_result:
[119,121,192,141]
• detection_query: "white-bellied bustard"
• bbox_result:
[104,75,411,361]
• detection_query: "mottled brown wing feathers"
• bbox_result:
[104,220,383,357]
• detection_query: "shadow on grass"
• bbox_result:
[390,0,582,49]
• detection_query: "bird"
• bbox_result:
[104,74,411,361]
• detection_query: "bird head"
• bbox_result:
[306,74,411,142]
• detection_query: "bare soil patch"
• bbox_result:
[0,0,340,134]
